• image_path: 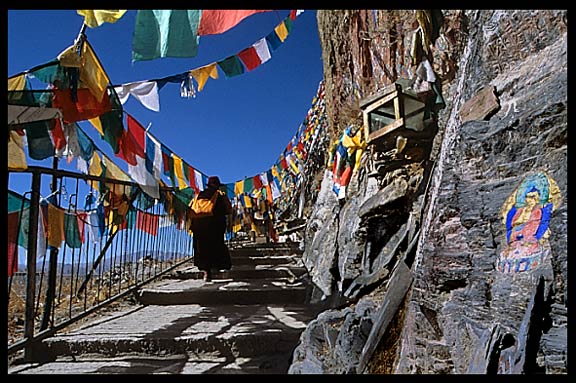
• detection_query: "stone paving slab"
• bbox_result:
[137,278,310,305]
[171,264,307,280]
[8,302,322,374]
[8,351,295,374]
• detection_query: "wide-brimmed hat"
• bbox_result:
[207,176,222,187]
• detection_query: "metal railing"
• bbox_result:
[7,166,195,362]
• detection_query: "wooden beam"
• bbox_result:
[363,90,399,114]
[368,117,404,143]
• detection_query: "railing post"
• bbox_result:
[40,157,60,331]
[23,170,41,362]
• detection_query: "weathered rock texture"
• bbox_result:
[289,10,567,375]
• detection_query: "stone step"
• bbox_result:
[228,244,302,258]
[10,303,323,374]
[9,352,297,374]
[136,278,310,306]
[229,254,301,266]
[170,265,308,281]
[8,239,319,375]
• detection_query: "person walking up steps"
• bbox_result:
[190,176,233,282]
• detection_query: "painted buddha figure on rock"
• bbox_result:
[497,172,561,274]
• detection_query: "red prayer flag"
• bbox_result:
[50,118,67,151]
[237,46,262,71]
[198,10,271,35]
[252,175,263,190]
[162,150,171,175]
[52,88,111,124]
[126,114,146,155]
[116,129,139,166]
[298,141,307,159]
[188,166,199,194]
[136,210,159,236]
[76,212,87,243]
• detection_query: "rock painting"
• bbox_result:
[497,172,561,273]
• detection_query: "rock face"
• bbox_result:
[289,10,567,374]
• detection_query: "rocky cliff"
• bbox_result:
[288,10,567,374]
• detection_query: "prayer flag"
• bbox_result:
[127,155,159,199]
[77,10,127,28]
[238,46,262,71]
[136,211,159,236]
[217,55,245,78]
[274,22,288,42]
[235,180,244,196]
[126,114,146,155]
[253,38,272,64]
[145,133,163,180]
[190,63,219,92]
[172,154,188,190]
[47,203,65,248]
[8,130,27,170]
[198,10,271,35]
[64,211,82,248]
[266,30,282,50]
[194,169,205,192]
[114,81,160,112]
[132,10,201,62]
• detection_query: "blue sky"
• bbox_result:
[8,9,324,193]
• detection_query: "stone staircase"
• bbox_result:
[8,241,324,374]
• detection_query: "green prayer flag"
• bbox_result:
[217,55,245,78]
[64,212,82,248]
[132,10,201,62]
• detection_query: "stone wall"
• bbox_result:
[398,10,567,374]
[289,9,567,374]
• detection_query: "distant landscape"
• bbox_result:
[13,250,192,277]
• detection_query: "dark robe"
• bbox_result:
[191,186,232,271]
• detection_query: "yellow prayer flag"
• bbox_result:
[234,180,244,196]
[88,152,103,191]
[57,45,83,68]
[47,203,65,248]
[341,128,366,172]
[190,63,219,92]
[77,10,127,28]
[88,117,104,135]
[8,131,27,170]
[101,154,131,197]
[271,165,280,179]
[274,22,288,42]
[57,41,110,102]
[289,157,300,175]
[8,74,27,91]
[171,154,188,190]
[80,42,110,102]
[243,195,253,209]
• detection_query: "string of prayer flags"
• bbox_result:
[122,10,303,101]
